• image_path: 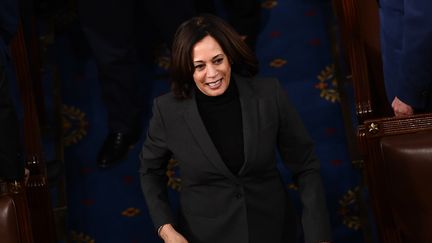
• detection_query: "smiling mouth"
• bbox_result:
[206,78,222,88]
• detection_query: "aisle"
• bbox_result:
[53,1,365,242]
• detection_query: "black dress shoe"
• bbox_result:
[97,132,139,168]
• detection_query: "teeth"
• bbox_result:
[207,79,221,87]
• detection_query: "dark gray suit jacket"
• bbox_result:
[139,74,331,243]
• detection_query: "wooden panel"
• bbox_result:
[333,0,391,122]
[10,21,57,243]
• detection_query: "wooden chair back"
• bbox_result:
[334,0,432,242]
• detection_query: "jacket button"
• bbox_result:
[236,193,242,199]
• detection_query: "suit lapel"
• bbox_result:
[182,75,259,178]
[235,75,259,175]
[182,93,237,181]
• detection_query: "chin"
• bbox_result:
[208,91,223,96]
[207,87,227,96]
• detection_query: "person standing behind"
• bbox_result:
[77,0,194,168]
[379,0,432,117]
[0,0,24,181]
[139,14,331,243]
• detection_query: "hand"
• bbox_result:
[392,97,414,117]
[159,224,188,243]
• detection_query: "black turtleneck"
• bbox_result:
[195,79,245,175]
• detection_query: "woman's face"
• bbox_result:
[192,35,231,96]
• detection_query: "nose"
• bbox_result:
[206,64,218,78]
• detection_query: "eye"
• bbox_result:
[194,64,205,71]
[214,58,223,64]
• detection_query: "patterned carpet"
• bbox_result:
[33,0,370,242]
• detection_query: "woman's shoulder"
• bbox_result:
[153,91,177,107]
[155,91,174,101]
[241,75,282,95]
[153,91,192,111]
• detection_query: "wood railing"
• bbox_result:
[9,20,57,243]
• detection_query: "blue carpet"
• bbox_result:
[36,0,368,242]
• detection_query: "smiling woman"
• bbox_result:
[170,14,258,99]
[139,14,332,243]
[192,36,232,96]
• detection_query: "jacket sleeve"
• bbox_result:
[274,80,332,243]
[139,98,174,231]
[397,0,432,109]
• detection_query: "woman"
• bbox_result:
[139,14,331,243]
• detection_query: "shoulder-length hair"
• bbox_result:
[170,14,259,99]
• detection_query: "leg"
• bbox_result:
[78,0,143,167]
[0,55,23,179]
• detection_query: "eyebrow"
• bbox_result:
[212,54,224,60]
[193,54,224,64]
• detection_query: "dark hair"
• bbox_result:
[170,14,259,99]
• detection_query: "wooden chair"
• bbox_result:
[334,0,432,242]
[333,0,391,122]
[0,16,57,243]
[358,115,432,243]
[0,180,34,243]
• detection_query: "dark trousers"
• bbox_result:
[0,58,22,180]
[78,0,193,134]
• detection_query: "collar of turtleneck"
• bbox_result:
[194,76,239,104]
[193,75,244,174]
